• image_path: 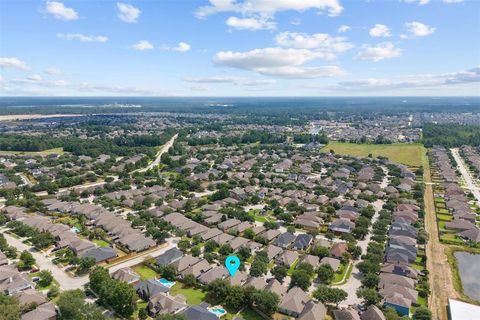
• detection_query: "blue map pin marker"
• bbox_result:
[225,255,240,277]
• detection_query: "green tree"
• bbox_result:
[106,280,138,318]
[317,264,335,284]
[311,246,330,259]
[183,274,197,288]
[413,307,432,320]
[361,273,380,288]
[251,291,279,316]
[78,256,96,274]
[159,265,177,281]
[89,267,110,294]
[178,239,190,252]
[313,285,348,306]
[18,250,35,270]
[290,269,311,290]
[0,294,20,320]
[225,286,247,310]
[271,265,288,282]
[357,287,382,305]
[57,290,105,320]
[206,279,230,303]
[38,270,53,287]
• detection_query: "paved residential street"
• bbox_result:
[108,238,179,273]
[3,230,180,290]
[2,232,89,290]
[337,167,388,307]
[451,148,480,206]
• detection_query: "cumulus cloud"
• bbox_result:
[355,42,401,62]
[117,2,140,23]
[196,0,344,18]
[405,21,435,37]
[337,25,351,33]
[45,1,78,21]
[163,42,191,52]
[57,33,108,42]
[0,57,29,71]
[214,47,346,78]
[172,42,191,52]
[275,32,353,53]
[369,24,391,37]
[132,40,154,51]
[226,16,276,30]
[44,68,62,75]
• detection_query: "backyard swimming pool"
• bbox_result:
[158,278,175,288]
[208,306,227,317]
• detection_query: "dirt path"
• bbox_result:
[423,154,458,320]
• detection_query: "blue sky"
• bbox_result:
[0,0,479,96]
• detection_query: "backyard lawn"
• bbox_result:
[321,142,424,167]
[169,283,206,305]
[92,239,110,247]
[133,264,157,280]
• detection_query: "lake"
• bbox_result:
[455,251,480,301]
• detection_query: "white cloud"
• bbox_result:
[27,74,43,81]
[0,57,29,71]
[57,33,108,42]
[226,16,276,30]
[196,0,344,18]
[402,0,430,5]
[322,66,480,92]
[258,65,346,78]
[44,68,62,75]
[132,40,154,51]
[369,24,391,37]
[337,25,351,33]
[443,66,480,84]
[184,75,276,86]
[117,2,140,23]
[189,85,209,92]
[214,47,346,78]
[45,1,78,21]
[443,0,463,3]
[290,18,301,26]
[275,32,354,55]
[168,42,191,52]
[355,42,401,62]
[405,21,435,37]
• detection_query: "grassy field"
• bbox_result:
[321,142,424,167]
[0,147,64,156]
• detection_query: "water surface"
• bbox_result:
[455,251,480,301]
